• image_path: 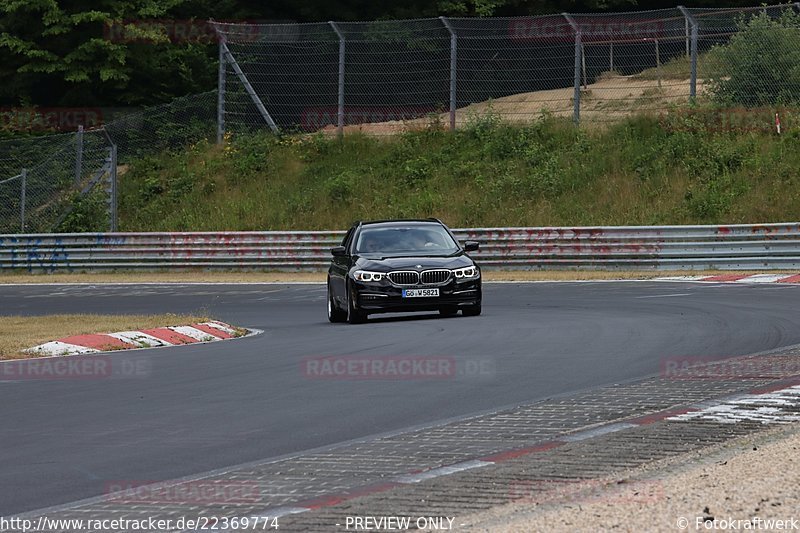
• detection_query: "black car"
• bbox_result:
[327,219,482,323]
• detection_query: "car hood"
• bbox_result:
[354,253,475,271]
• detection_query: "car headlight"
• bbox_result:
[353,270,385,282]
[452,266,479,279]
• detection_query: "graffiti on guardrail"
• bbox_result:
[2,224,800,271]
[0,236,71,272]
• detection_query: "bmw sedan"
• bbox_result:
[327,219,482,324]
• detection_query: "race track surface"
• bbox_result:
[1,281,799,515]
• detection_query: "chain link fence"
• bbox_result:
[0,91,217,234]
[213,3,800,135]
[2,4,800,234]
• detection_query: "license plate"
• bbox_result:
[402,288,440,298]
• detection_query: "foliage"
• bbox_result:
[707,10,800,106]
[116,112,800,231]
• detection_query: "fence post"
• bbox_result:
[217,38,226,144]
[581,43,587,89]
[655,39,662,89]
[220,41,280,133]
[609,40,614,71]
[20,169,26,233]
[329,21,346,138]
[678,6,698,101]
[107,146,118,232]
[440,16,457,131]
[563,13,582,125]
[684,17,689,57]
[75,125,83,186]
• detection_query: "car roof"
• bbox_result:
[358,219,444,228]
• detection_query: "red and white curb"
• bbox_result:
[655,273,800,284]
[26,321,244,357]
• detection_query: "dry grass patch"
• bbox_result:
[0,313,208,360]
[1,270,793,285]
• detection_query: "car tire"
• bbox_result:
[462,303,482,317]
[346,281,367,324]
[328,281,347,323]
[439,306,458,317]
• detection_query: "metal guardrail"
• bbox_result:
[1,223,800,272]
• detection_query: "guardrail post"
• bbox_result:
[329,21,346,138]
[217,37,226,144]
[563,13,582,125]
[440,16,457,131]
[678,6,698,101]
[20,168,27,233]
[75,125,83,186]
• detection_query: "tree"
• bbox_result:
[0,0,217,106]
[708,9,800,106]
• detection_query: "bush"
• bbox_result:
[708,10,800,106]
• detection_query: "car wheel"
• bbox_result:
[439,306,458,317]
[328,281,346,323]
[346,281,367,324]
[462,303,482,317]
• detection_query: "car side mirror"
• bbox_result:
[331,246,347,257]
[464,241,480,252]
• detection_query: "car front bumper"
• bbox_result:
[352,278,481,314]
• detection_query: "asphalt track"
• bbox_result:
[2,281,800,516]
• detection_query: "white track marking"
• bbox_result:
[669,385,800,425]
[167,326,219,342]
[738,274,787,283]
[24,341,100,356]
[634,293,691,299]
[107,331,172,347]
[201,321,238,335]
[651,276,707,281]
[394,460,492,484]
[562,422,638,441]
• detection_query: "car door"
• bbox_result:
[329,225,356,305]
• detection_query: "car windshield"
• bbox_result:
[355,225,459,256]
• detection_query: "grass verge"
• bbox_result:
[0,313,208,360]
[106,112,800,234]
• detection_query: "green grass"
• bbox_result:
[117,111,800,231]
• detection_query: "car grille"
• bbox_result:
[388,271,419,285]
[421,269,451,285]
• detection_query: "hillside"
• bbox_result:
[113,112,799,232]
